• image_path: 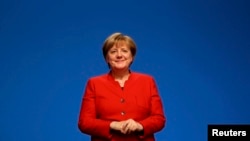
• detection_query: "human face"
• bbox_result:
[106,43,133,71]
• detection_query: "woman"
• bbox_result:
[78,32,166,141]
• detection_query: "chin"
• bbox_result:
[112,66,129,70]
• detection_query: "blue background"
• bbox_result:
[1,0,249,141]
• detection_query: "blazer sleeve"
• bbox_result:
[138,77,166,138]
[78,79,112,139]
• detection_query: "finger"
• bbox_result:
[128,122,137,133]
[121,122,128,131]
[121,122,129,134]
[121,119,137,134]
[123,122,132,134]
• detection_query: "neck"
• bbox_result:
[111,69,130,80]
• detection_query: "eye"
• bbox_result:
[109,50,117,54]
[122,49,129,53]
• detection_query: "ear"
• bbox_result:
[131,56,135,62]
[105,56,109,63]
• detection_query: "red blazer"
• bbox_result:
[78,71,166,141]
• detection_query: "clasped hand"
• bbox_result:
[110,118,143,134]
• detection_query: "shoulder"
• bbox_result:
[88,73,108,82]
[83,73,109,88]
[131,71,155,81]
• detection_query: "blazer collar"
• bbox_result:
[107,70,135,83]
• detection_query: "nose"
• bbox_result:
[116,50,122,57]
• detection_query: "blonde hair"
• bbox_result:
[102,32,137,60]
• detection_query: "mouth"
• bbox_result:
[115,60,125,63]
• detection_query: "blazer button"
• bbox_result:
[121,111,126,116]
[120,98,125,103]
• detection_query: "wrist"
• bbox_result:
[110,121,119,130]
[137,122,143,131]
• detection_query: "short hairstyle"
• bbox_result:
[102,32,137,60]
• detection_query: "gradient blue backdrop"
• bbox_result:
[1,0,249,141]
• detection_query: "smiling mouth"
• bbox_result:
[115,60,125,62]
